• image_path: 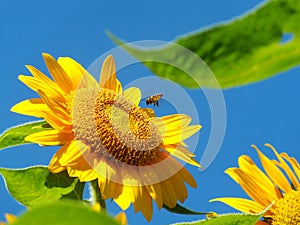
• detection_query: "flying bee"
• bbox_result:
[145,93,163,106]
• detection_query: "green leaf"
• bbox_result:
[0,120,52,150]
[11,201,120,225]
[170,204,272,225]
[108,0,300,89]
[0,167,84,206]
[163,203,210,215]
[171,213,262,225]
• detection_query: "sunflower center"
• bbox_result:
[72,87,162,166]
[271,189,300,225]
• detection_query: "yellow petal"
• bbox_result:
[135,164,163,209]
[206,212,218,218]
[92,203,101,212]
[57,57,98,89]
[178,167,197,188]
[154,114,200,140]
[4,213,17,224]
[11,98,47,117]
[169,173,188,203]
[153,115,192,135]
[25,129,74,146]
[98,177,123,199]
[225,168,274,207]
[252,145,292,193]
[114,186,134,210]
[42,53,73,94]
[238,155,281,200]
[145,183,163,209]
[48,153,67,173]
[109,181,123,199]
[121,166,140,186]
[116,79,123,94]
[95,161,124,199]
[162,125,201,145]
[210,197,265,214]
[265,143,300,189]
[163,144,200,167]
[123,87,141,105]
[41,110,72,133]
[26,65,56,87]
[37,90,70,122]
[163,143,195,157]
[153,153,180,180]
[18,75,66,104]
[125,184,140,204]
[132,186,144,213]
[180,141,188,147]
[48,141,86,174]
[115,212,127,225]
[138,187,153,222]
[161,114,192,129]
[161,179,177,208]
[281,153,300,181]
[179,125,202,141]
[57,141,89,166]
[94,160,119,185]
[99,55,116,91]
[154,152,197,189]
[67,161,98,182]
[57,57,85,89]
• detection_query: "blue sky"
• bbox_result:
[1,0,300,224]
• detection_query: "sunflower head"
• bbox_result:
[11,53,202,221]
[210,144,300,224]
[271,189,300,224]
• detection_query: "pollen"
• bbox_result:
[72,87,162,166]
[271,189,300,225]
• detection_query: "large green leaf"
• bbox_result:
[163,203,210,215]
[108,0,300,89]
[0,167,84,206]
[11,201,120,225]
[171,213,262,225]
[0,120,52,150]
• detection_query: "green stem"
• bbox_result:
[90,179,106,211]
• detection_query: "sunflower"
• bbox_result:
[211,144,300,225]
[11,53,202,221]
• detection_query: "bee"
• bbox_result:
[145,93,163,106]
